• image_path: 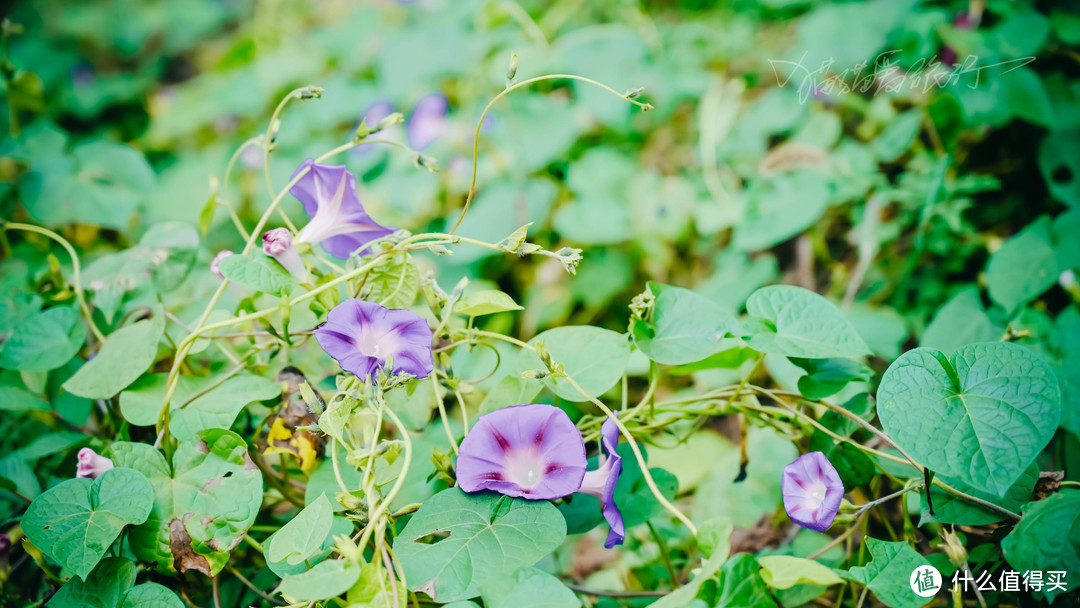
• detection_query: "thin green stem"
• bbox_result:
[3,222,106,344]
[449,73,652,235]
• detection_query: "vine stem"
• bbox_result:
[2,222,106,344]
[469,328,698,536]
[751,385,1022,522]
[355,404,413,556]
[448,73,652,235]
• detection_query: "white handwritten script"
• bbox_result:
[769,50,1036,103]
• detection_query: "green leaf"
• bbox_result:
[455,290,523,317]
[396,488,567,603]
[0,306,86,371]
[0,385,49,411]
[517,326,629,402]
[986,217,1058,313]
[632,283,738,365]
[217,253,296,295]
[646,518,732,608]
[1002,491,1080,602]
[278,559,362,602]
[110,430,262,576]
[0,455,41,499]
[170,374,282,442]
[758,555,842,589]
[23,468,153,580]
[744,286,871,359]
[46,557,135,608]
[63,310,165,399]
[920,288,1001,353]
[267,495,334,567]
[791,357,871,400]
[361,252,420,309]
[839,538,934,608]
[919,464,1038,526]
[347,561,409,607]
[480,567,581,608]
[878,342,1060,496]
[20,140,155,229]
[734,171,830,251]
[691,428,797,527]
[715,554,776,608]
[873,111,923,162]
[119,583,185,608]
[479,375,543,415]
[1039,129,1080,207]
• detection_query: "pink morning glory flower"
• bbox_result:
[262,228,307,281]
[406,93,448,151]
[314,299,433,380]
[782,451,845,532]
[76,447,114,479]
[289,160,396,260]
[457,404,587,500]
[578,414,625,548]
[210,250,234,278]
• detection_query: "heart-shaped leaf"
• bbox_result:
[632,282,738,365]
[517,326,629,402]
[23,468,153,580]
[878,342,1060,497]
[63,309,165,399]
[744,286,870,359]
[110,430,263,576]
[396,488,566,603]
[46,557,135,608]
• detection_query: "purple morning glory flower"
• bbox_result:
[579,414,625,548]
[782,451,845,532]
[76,447,113,479]
[406,93,448,151]
[457,404,587,500]
[290,160,396,260]
[314,298,433,380]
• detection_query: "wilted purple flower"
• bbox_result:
[262,228,307,281]
[578,414,625,548]
[457,404,587,500]
[407,93,448,151]
[210,250,234,278]
[782,451,844,532]
[76,447,114,479]
[315,299,433,380]
[290,160,396,260]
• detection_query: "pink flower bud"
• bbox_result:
[262,228,307,281]
[210,250,234,278]
[76,447,114,479]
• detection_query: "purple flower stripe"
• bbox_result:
[457,404,587,500]
[314,299,434,380]
[782,451,845,532]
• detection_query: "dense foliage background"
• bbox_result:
[1,0,1078,606]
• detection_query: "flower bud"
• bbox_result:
[76,447,114,479]
[506,53,519,86]
[262,228,308,281]
[210,250,234,278]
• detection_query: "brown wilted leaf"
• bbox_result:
[758,142,829,177]
[170,516,212,576]
[1032,471,1064,501]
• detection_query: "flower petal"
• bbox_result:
[457,404,586,500]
